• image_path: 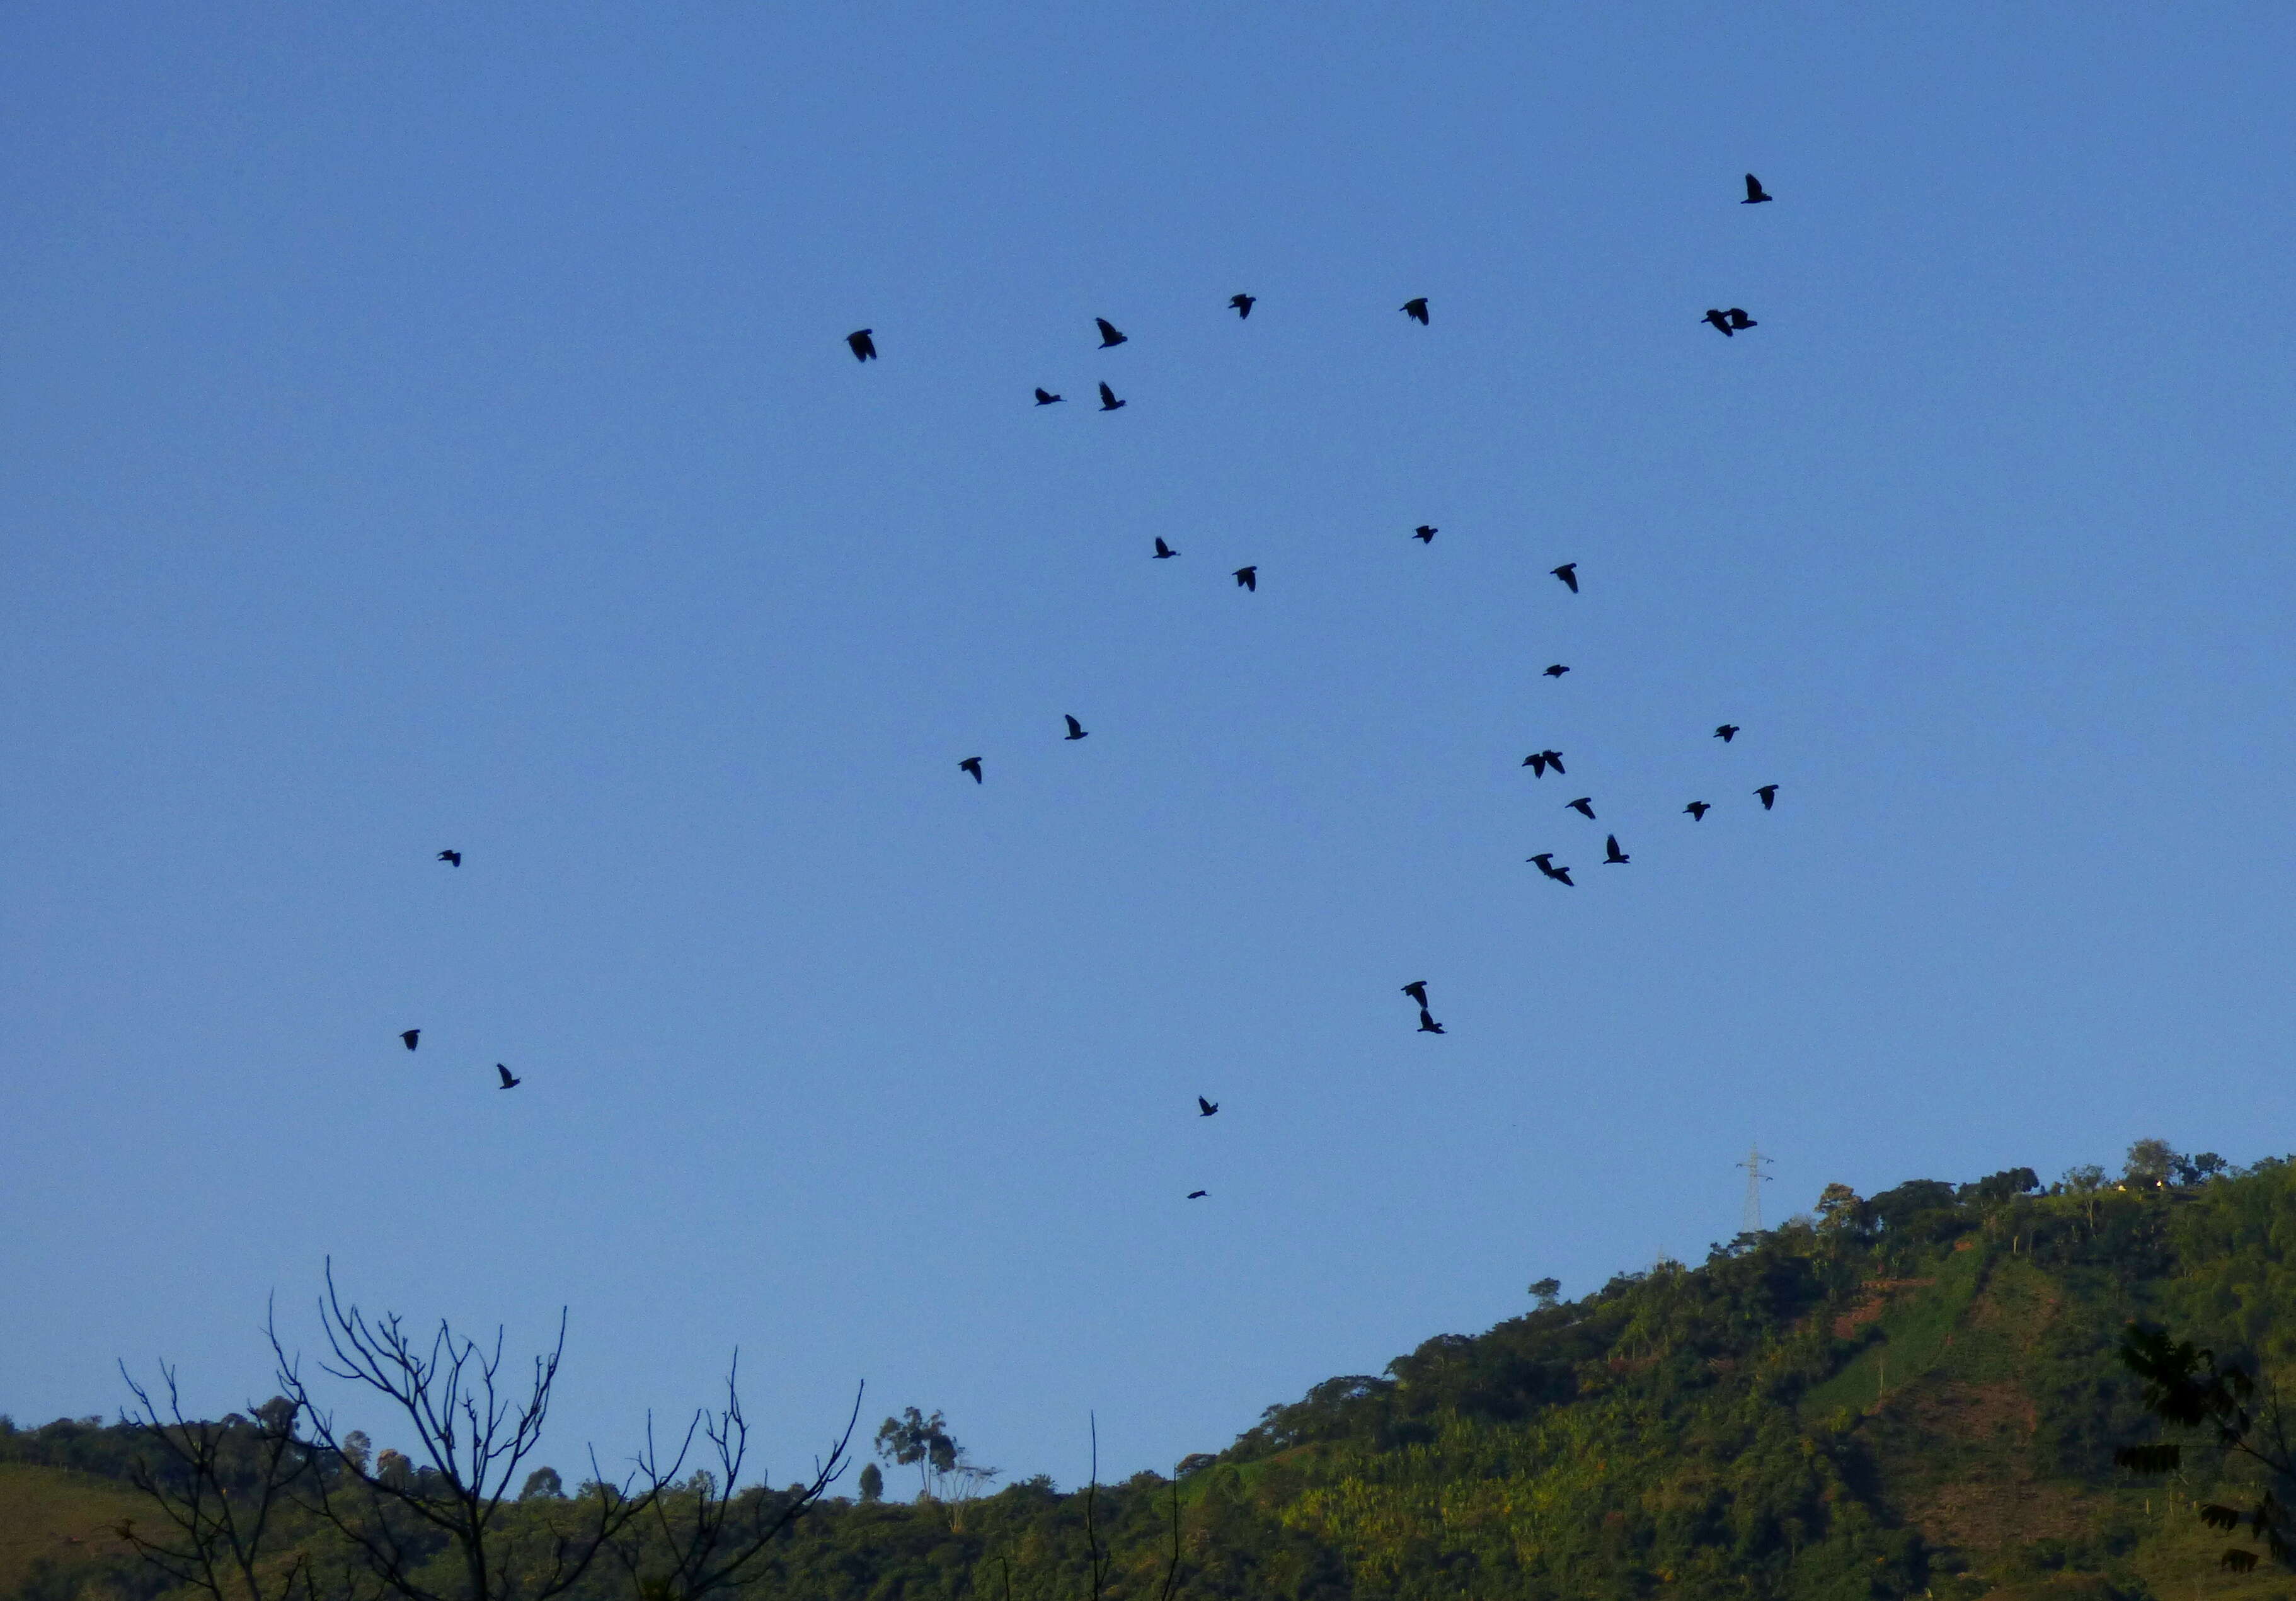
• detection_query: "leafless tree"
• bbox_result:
[114,1363,342,1601]
[269,1260,659,1601]
[608,1355,861,1601]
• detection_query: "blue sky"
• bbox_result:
[6,5,2296,1489]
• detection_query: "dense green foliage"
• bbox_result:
[14,1147,2296,1601]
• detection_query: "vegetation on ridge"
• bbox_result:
[11,1142,2296,1601]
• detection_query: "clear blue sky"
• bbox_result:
[6,5,2295,1490]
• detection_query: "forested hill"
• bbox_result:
[11,1147,2296,1601]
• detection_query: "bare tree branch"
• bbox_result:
[611,1358,861,1601]
[270,1260,661,1601]
[116,1360,324,1601]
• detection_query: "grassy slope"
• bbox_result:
[0,1464,145,1595]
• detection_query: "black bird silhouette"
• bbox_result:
[846,329,877,362]
[1551,563,1578,593]
[1198,1096,1219,1117]
[1523,752,1549,776]
[1417,1007,1445,1035]
[1098,381,1126,411]
[1401,297,1430,324]
[1714,724,1740,743]
[1566,796,1596,820]
[400,1030,420,1052]
[437,849,461,867]
[1743,173,1774,204]
[1604,834,1629,864]
[1413,525,1437,543]
[1229,294,1255,319]
[1153,537,1178,559]
[1685,801,1711,821]
[959,757,983,783]
[1527,852,1575,885]
[1188,1190,1208,1199]
[1064,714,1089,741]
[1035,387,1064,405]
[1541,749,1566,774]
[1401,980,1430,1007]
[1233,565,1257,591]
[1726,307,1757,331]
[496,1064,520,1089]
[1095,318,1128,348]
[1543,663,1570,679]
[1704,308,1736,336]
[1755,784,1780,810]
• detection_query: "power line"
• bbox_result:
[1738,1144,1774,1234]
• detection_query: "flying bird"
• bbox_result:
[1417,1007,1445,1035]
[1604,834,1630,864]
[1543,664,1570,679]
[1153,537,1178,559]
[1035,387,1064,405]
[1233,565,1257,591]
[959,757,983,783]
[1527,852,1575,885]
[1551,563,1578,593]
[1755,784,1780,810]
[846,329,877,362]
[1704,309,1736,336]
[399,1030,420,1052]
[1566,797,1596,820]
[1523,752,1549,776]
[1743,173,1774,204]
[1401,297,1430,324]
[1726,307,1757,331]
[437,849,461,867]
[1229,294,1255,319]
[496,1064,520,1089]
[1064,715,1089,741]
[1188,1190,1208,1199]
[1096,318,1128,348]
[1401,980,1429,1007]
[1714,724,1740,743]
[1413,525,1437,543]
[1098,381,1126,411]
[1685,801,1711,821]
[1198,1096,1219,1117]
[1541,749,1565,773]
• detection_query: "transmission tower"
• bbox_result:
[1738,1144,1774,1234]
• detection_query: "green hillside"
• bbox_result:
[11,1147,2296,1601]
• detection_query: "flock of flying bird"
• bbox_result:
[399,173,1789,1150]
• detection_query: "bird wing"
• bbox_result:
[1199,1096,1215,1115]
[497,1064,515,1087]
[1096,318,1122,341]
[1098,382,1116,404]
[1745,173,1763,200]
[1065,715,1083,737]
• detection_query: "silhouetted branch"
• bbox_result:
[612,1358,861,1601]
[1083,1415,1109,1601]
[270,1260,659,1601]
[1156,1473,1182,1601]
[2120,1323,2296,1571]
[115,1362,330,1601]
